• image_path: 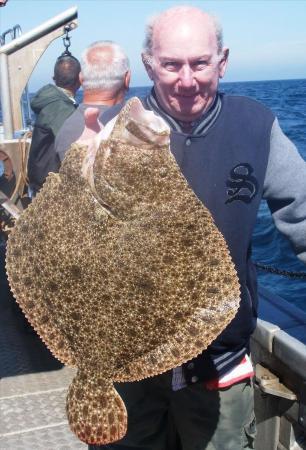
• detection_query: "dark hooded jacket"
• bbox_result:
[27,84,78,195]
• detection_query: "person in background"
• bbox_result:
[92,5,306,450]
[54,40,130,162]
[27,55,81,196]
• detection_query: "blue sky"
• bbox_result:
[1,0,306,90]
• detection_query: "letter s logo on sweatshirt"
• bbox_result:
[225,163,258,204]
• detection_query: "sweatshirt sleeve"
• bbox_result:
[263,118,306,264]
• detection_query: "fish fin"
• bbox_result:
[114,299,239,382]
[6,270,77,367]
[109,97,170,146]
[5,174,77,367]
[67,371,127,445]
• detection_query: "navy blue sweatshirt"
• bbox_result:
[145,91,306,383]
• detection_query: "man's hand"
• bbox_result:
[77,108,103,142]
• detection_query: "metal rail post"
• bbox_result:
[0,52,14,138]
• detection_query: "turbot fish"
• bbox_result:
[6,97,240,445]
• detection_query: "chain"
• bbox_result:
[61,25,72,57]
[254,262,306,279]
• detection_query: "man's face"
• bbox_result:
[143,17,228,122]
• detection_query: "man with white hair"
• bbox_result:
[92,5,306,450]
[55,40,130,162]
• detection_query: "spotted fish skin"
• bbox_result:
[6,97,240,445]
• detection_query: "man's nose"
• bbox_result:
[178,65,195,89]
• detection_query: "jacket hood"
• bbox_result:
[30,84,72,114]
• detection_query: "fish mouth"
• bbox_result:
[126,119,169,145]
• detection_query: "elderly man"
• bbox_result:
[55,40,130,162]
[92,6,306,450]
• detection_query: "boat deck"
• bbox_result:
[1,368,85,449]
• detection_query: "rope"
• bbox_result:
[8,130,31,203]
[254,262,306,279]
[19,130,31,188]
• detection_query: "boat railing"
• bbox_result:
[1,24,32,131]
[251,287,306,449]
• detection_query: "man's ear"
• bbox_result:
[141,53,154,81]
[79,72,83,85]
[219,48,229,79]
[124,70,131,89]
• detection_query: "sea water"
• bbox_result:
[3,79,306,311]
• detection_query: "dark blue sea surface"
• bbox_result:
[4,79,306,311]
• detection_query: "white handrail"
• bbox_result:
[0,6,77,55]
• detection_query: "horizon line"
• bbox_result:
[71,77,305,91]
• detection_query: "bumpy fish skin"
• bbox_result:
[6,97,240,445]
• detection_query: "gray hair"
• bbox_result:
[143,6,224,57]
[81,40,130,92]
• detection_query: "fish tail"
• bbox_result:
[66,370,127,445]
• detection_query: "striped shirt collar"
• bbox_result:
[144,89,222,136]
[56,86,77,105]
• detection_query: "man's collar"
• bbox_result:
[145,89,222,135]
[56,86,77,104]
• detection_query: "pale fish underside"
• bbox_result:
[6,97,241,445]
